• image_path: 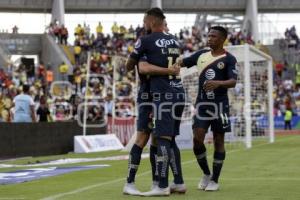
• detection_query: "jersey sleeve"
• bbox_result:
[129,37,146,61]
[182,50,203,68]
[227,55,238,80]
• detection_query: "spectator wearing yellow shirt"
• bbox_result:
[119,25,127,37]
[127,44,134,53]
[127,25,135,39]
[111,22,119,37]
[74,24,83,36]
[59,62,69,81]
[284,109,293,130]
[96,22,103,35]
[74,45,82,65]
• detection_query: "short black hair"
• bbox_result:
[23,84,30,93]
[209,26,228,39]
[145,7,165,20]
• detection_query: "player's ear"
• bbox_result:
[150,20,155,28]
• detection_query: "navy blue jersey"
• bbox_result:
[129,47,150,97]
[183,49,238,101]
[130,32,184,94]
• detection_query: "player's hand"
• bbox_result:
[203,80,221,91]
[176,58,183,67]
[168,65,180,75]
[172,62,181,68]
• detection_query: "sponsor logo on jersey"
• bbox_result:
[217,62,225,69]
[205,69,216,80]
[155,38,179,48]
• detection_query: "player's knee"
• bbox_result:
[214,143,224,151]
[213,138,225,151]
[193,128,206,141]
[135,132,150,147]
[193,133,205,145]
[193,137,205,147]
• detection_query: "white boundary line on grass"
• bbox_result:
[41,136,297,200]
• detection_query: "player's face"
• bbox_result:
[207,29,225,49]
[163,20,169,33]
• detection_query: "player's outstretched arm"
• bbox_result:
[177,50,203,68]
[138,61,180,76]
[125,57,138,71]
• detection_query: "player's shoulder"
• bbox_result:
[191,48,210,57]
[134,35,150,49]
[137,33,161,45]
[146,32,174,40]
[199,47,211,54]
[137,34,150,43]
[225,51,237,61]
[162,32,176,39]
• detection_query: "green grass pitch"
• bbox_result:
[0,134,299,200]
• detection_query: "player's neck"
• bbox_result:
[151,26,164,33]
[211,47,225,56]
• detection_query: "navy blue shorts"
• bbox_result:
[136,92,153,134]
[152,93,185,137]
[137,102,153,134]
[192,100,231,134]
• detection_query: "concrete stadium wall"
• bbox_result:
[0,33,73,81]
[41,34,73,80]
[0,122,106,158]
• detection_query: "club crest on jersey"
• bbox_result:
[155,38,179,48]
[217,62,225,69]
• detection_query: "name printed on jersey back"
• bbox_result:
[134,32,185,93]
[155,38,180,48]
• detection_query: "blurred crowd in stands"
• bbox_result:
[0,21,299,125]
[284,25,300,49]
[47,20,69,45]
[273,25,300,121]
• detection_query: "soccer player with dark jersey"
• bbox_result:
[178,26,238,191]
[123,12,184,196]
[131,8,186,196]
